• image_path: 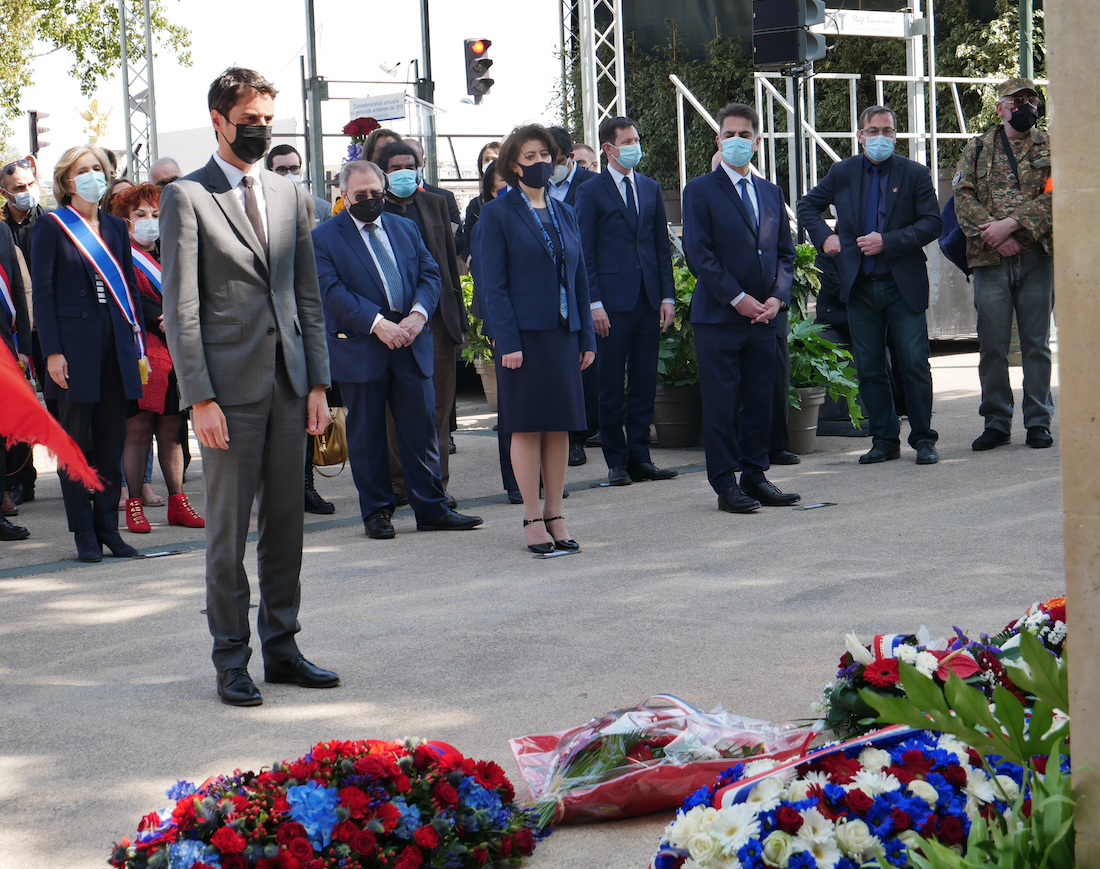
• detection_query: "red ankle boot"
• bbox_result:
[167,493,205,528]
[125,497,151,533]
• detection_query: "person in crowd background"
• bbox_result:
[0,216,30,540]
[683,103,799,514]
[149,157,181,186]
[108,182,204,536]
[477,124,595,554]
[403,138,462,237]
[459,140,502,265]
[32,144,146,561]
[799,105,943,466]
[575,115,678,487]
[266,143,332,227]
[571,142,600,173]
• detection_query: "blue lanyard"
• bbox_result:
[518,189,568,290]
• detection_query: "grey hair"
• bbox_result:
[858,105,897,130]
[151,156,181,175]
[339,160,386,192]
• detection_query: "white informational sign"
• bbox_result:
[349,93,406,123]
[812,9,908,39]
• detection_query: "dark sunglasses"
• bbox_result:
[1,159,32,176]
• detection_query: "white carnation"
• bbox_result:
[896,645,918,665]
[914,651,939,677]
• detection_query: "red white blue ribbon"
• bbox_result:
[50,206,146,364]
[130,244,162,299]
[0,260,15,334]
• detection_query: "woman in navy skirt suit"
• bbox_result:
[477,124,596,553]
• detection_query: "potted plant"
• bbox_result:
[459,275,497,410]
[653,265,703,447]
[787,317,863,453]
[789,241,822,321]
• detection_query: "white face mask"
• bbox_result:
[550,163,569,184]
[12,188,39,211]
[131,218,160,246]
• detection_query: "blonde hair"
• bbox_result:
[52,144,111,207]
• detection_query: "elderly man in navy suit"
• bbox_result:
[311,160,482,540]
[798,105,943,465]
[575,116,678,487]
[683,103,799,514]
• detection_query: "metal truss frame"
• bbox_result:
[118,0,159,181]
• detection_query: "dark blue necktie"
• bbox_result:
[861,166,882,276]
[739,177,758,233]
[623,175,638,231]
[365,223,405,312]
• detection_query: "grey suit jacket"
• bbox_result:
[160,157,330,409]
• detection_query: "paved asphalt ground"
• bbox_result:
[0,352,1064,868]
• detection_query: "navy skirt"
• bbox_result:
[496,324,585,433]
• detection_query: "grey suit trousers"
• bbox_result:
[202,358,306,672]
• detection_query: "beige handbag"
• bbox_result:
[312,407,348,476]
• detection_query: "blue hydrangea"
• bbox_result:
[166,780,198,801]
[286,780,339,850]
[392,797,422,839]
[168,839,220,869]
[456,777,507,833]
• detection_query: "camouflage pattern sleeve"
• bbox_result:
[1008,137,1052,243]
[951,135,992,238]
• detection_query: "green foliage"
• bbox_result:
[861,632,1074,868]
[656,265,698,386]
[459,274,492,364]
[787,317,863,427]
[790,242,821,322]
[0,0,192,142]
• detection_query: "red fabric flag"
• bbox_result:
[0,349,102,489]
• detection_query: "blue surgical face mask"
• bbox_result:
[387,168,419,198]
[74,170,108,203]
[131,218,160,246]
[615,143,643,169]
[721,136,755,168]
[863,135,895,162]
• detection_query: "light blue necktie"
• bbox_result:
[365,222,405,313]
[739,177,758,233]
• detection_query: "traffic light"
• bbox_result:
[463,38,494,104]
[29,110,50,155]
[752,0,827,69]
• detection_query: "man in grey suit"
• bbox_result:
[161,67,338,707]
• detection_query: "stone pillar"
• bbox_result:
[1047,1,1100,863]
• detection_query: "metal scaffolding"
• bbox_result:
[560,0,626,150]
[118,0,158,181]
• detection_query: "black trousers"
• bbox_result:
[769,309,792,454]
[56,307,129,535]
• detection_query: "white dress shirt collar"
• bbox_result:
[212,151,260,190]
[607,163,635,186]
[719,158,753,187]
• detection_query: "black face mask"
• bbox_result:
[517,160,553,190]
[1008,104,1038,133]
[220,117,272,165]
[348,197,385,224]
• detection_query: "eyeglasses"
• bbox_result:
[861,127,897,137]
[1003,94,1039,108]
[1,159,32,176]
[272,165,302,176]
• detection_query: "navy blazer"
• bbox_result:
[0,223,28,359]
[561,164,597,207]
[683,168,795,326]
[575,169,674,312]
[312,211,441,383]
[798,154,943,313]
[476,188,596,356]
[32,209,146,403]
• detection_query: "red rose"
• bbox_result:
[272,794,290,814]
[432,781,459,807]
[395,845,424,869]
[361,117,381,135]
[287,761,318,781]
[513,828,535,855]
[941,764,967,787]
[472,848,488,866]
[413,744,438,770]
[966,748,983,768]
[332,820,358,844]
[1021,799,1032,818]
[312,743,336,764]
[210,827,247,854]
[222,856,248,869]
[343,120,360,137]
[891,808,912,831]
[306,860,326,869]
[844,789,875,815]
[393,774,411,793]
[354,754,398,779]
[338,785,372,818]
[286,838,314,860]
[352,830,377,855]
[862,658,900,688]
[1032,755,1048,775]
[776,805,803,834]
[500,835,513,857]
[372,801,401,832]
[276,822,309,845]
[413,825,439,849]
[937,815,965,846]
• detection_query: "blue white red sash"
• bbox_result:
[0,261,15,334]
[50,206,148,381]
[130,245,162,299]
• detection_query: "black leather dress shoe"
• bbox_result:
[364,510,396,539]
[448,434,457,455]
[97,530,140,557]
[1026,426,1053,448]
[628,462,678,482]
[568,443,586,466]
[742,479,801,506]
[0,517,30,541]
[74,530,101,561]
[304,487,335,514]
[718,486,761,513]
[443,490,457,510]
[9,483,34,505]
[265,655,340,688]
[972,428,1010,451]
[607,466,632,486]
[859,443,902,464]
[915,445,939,465]
[417,510,483,531]
[507,490,523,504]
[769,450,801,465]
[218,667,263,706]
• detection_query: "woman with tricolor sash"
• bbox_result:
[108,182,204,536]
[31,144,148,563]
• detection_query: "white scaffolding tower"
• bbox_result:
[560,0,627,150]
[118,0,159,181]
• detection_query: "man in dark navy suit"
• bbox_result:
[575,116,678,486]
[683,103,799,513]
[311,160,481,540]
[798,105,943,465]
[547,126,600,467]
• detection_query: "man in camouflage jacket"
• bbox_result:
[953,77,1054,451]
